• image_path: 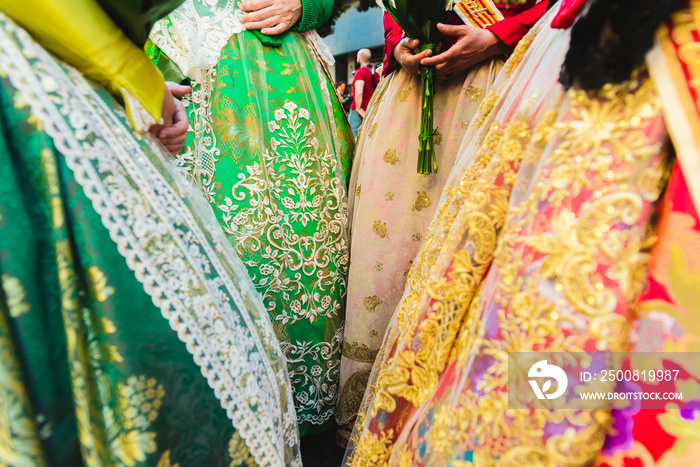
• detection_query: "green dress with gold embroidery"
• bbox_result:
[149,0,354,435]
[0,3,300,465]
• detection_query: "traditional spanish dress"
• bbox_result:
[347,0,699,465]
[337,0,547,430]
[0,0,300,465]
[149,0,353,435]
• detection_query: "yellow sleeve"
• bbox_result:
[2,0,165,128]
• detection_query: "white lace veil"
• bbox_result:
[150,0,246,78]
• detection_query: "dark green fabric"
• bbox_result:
[0,58,249,467]
[97,0,184,46]
[298,0,334,32]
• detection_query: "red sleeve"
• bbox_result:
[486,1,548,51]
[382,12,404,77]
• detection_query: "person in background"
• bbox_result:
[336,80,353,113]
[349,48,379,136]
[0,0,300,464]
[336,80,347,99]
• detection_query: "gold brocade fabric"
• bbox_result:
[347,7,673,465]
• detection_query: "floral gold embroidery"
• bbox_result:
[373,221,388,239]
[342,341,380,362]
[383,148,400,165]
[157,451,179,467]
[87,267,116,303]
[364,295,381,312]
[471,90,499,128]
[348,429,394,467]
[504,25,539,76]
[465,85,484,101]
[399,85,415,103]
[353,70,668,466]
[385,192,394,201]
[368,123,378,139]
[228,431,255,467]
[412,191,431,211]
[2,274,31,318]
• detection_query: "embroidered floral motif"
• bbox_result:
[368,123,379,138]
[282,328,343,425]
[399,85,415,103]
[364,296,382,312]
[373,221,388,238]
[412,191,432,211]
[2,274,31,318]
[350,35,668,465]
[464,85,484,101]
[219,102,347,328]
[383,149,400,165]
[157,23,351,432]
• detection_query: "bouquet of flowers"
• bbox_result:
[381,0,451,173]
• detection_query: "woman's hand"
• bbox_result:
[394,38,433,75]
[420,23,508,76]
[240,0,302,36]
[150,82,191,155]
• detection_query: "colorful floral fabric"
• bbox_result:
[596,165,700,466]
[347,3,696,463]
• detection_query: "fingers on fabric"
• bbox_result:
[158,100,188,138]
[261,22,291,35]
[165,82,192,98]
[150,87,175,136]
[240,0,300,34]
[244,16,281,31]
[240,6,276,24]
[164,140,186,155]
[158,99,189,156]
[240,0,274,12]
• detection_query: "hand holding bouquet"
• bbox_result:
[381,0,450,174]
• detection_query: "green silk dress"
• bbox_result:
[149,0,354,435]
[0,3,300,465]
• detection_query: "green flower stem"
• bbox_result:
[418,63,438,174]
